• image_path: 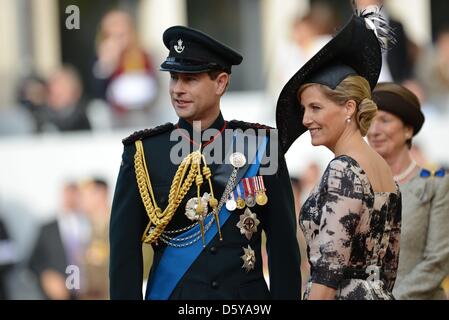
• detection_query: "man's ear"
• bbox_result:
[215,72,229,96]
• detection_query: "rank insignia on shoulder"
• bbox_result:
[122,122,174,145]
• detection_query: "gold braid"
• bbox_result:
[134,140,202,244]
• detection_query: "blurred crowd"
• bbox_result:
[1,178,110,299]
[0,9,158,135]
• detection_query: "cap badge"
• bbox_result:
[174,39,185,53]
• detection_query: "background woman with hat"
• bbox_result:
[368,82,449,300]
[276,6,401,300]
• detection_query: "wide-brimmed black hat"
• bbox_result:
[276,8,387,153]
[160,26,243,74]
[372,82,425,135]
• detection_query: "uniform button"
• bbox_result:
[209,246,217,254]
[211,281,219,289]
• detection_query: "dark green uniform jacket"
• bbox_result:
[109,113,301,299]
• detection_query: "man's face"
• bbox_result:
[169,72,223,122]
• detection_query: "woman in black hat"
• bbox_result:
[368,82,449,300]
[276,6,401,300]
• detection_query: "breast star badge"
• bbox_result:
[236,208,260,240]
[241,245,256,272]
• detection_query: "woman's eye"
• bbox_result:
[312,105,320,110]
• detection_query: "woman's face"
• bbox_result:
[300,85,348,149]
[367,110,412,158]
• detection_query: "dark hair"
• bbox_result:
[207,69,230,93]
[92,178,108,191]
[207,69,228,80]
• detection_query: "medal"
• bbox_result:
[255,176,268,206]
[256,192,268,206]
[185,193,210,221]
[229,152,246,168]
[243,178,255,207]
[225,192,237,211]
[241,245,256,272]
[236,208,260,240]
[236,184,246,209]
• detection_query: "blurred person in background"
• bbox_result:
[0,217,17,299]
[368,82,449,299]
[45,65,91,132]
[16,75,48,133]
[299,162,321,206]
[79,178,110,300]
[28,182,91,299]
[272,3,336,94]
[416,26,449,115]
[93,9,158,127]
[290,177,310,293]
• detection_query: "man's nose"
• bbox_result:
[172,79,185,94]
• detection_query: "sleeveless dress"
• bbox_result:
[300,155,402,299]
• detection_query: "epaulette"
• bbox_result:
[122,122,174,145]
[227,120,273,132]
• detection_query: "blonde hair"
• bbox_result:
[298,75,378,136]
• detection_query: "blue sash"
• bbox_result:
[146,136,267,300]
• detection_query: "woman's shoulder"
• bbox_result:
[414,167,449,199]
[326,155,365,183]
[327,155,357,172]
[323,156,365,195]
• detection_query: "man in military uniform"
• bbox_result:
[109,25,301,300]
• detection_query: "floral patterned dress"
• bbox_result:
[300,155,401,300]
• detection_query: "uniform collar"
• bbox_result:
[176,112,226,139]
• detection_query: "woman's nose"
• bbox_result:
[302,110,312,127]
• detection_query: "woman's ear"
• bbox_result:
[345,99,357,118]
[404,125,414,140]
[215,72,229,96]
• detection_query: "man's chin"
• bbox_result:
[174,107,193,118]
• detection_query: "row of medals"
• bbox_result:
[184,152,268,272]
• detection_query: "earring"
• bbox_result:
[346,117,351,123]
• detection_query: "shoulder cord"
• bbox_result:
[134,140,219,245]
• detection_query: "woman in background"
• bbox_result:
[368,82,449,300]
